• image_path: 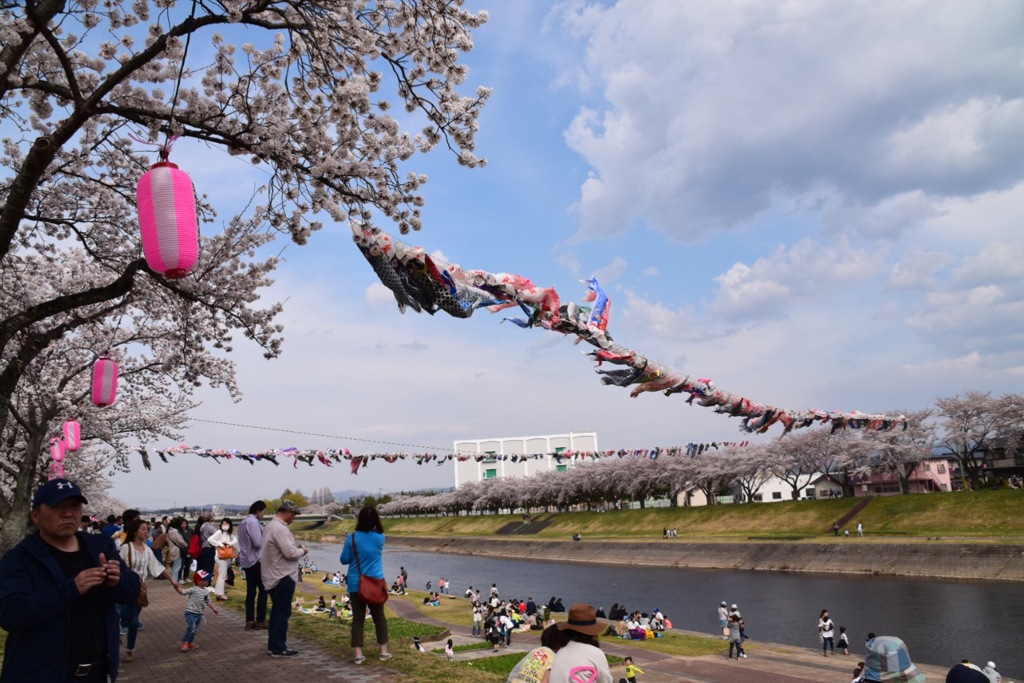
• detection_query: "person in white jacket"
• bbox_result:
[207,518,240,600]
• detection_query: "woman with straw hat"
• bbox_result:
[548,604,613,683]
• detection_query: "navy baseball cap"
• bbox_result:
[32,478,88,508]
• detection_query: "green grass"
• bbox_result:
[300,490,1024,541]
[222,578,510,682]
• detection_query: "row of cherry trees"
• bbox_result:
[0,1,489,552]
[379,392,1022,516]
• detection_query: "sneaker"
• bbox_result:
[270,650,299,658]
[380,653,393,661]
[740,653,747,658]
[354,656,366,665]
[181,643,190,652]
[120,627,128,636]
[137,622,144,631]
[188,643,199,650]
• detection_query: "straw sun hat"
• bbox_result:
[556,604,608,636]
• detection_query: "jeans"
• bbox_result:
[244,561,269,623]
[267,576,296,653]
[729,640,741,658]
[349,591,389,649]
[472,620,481,636]
[125,602,143,650]
[183,611,203,643]
[170,557,183,583]
[823,635,834,654]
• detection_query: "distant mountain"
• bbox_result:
[331,490,370,503]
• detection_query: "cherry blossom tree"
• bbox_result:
[935,392,1022,489]
[855,409,934,494]
[1,0,489,544]
[765,429,852,500]
[716,443,772,503]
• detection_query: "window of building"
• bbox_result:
[483,450,497,463]
[804,488,815,499]
[484,469,497,479]
[937,464,946,474]
[556,465,567,472]
[772,491,782,500]
[922,462,931,471]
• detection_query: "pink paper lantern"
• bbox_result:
[91,357,119,407]
[137,161,199,279]
[50,437,66,462]
[49,460,65,480]
[63,420,81,451]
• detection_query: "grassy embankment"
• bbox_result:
[215,578,630,682]
[296,489,1024,542]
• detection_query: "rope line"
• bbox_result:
[188,418,457,452]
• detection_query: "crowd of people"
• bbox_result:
[0,476,1012,683]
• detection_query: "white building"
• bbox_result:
[453,432,599,488]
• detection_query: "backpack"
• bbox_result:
[188,533,201,559]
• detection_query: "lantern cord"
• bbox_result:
[163,0,200,157]
[189,418,459,453]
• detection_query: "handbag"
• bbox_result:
[217,544,237,560]
[188,533,201,560]
[351,535,388,606]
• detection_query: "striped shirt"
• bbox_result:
[183,586,211,614]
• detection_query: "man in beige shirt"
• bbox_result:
[259,500,307,657]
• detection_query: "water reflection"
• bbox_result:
[301,541,1022,677]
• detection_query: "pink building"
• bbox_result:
[850,457,953,496]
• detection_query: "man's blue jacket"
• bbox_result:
[0,530,140,681]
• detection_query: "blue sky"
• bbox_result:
[108,0,1024,508]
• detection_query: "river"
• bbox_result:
[300,541,1022,678]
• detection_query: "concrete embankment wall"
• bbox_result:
[387,536,1024,582]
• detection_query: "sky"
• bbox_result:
[106,0,1024,509]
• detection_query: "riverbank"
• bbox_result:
[381,535,1024,581]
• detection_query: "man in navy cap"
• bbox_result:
[0,478,140,681]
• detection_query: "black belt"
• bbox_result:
[70,661,104,677]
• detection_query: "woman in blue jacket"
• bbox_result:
[340,506,390,665]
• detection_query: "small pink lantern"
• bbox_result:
[49,460,65,480]
[137,160,199,279]
[91,357,119,407]
[50,437,66,462]
[63,420,81,451]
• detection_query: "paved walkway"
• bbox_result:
[122,578,953,683]
[118,579,396,682]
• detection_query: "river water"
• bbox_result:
[301,542,1022,678]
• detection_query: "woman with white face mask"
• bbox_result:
[207,518,240,600]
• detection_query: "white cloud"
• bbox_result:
[552,1,1024,242]
[709,238,882,319]
[887,250,955,291]
[951,242,1024,287]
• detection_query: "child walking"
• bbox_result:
[329,595,338,619]
[445,638,455,661]
[838,626,850,655]
[179,569,218,651]
[624,656,645,682]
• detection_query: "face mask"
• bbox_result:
[221,525,230,531]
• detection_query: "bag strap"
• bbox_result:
[350,533,363,577]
